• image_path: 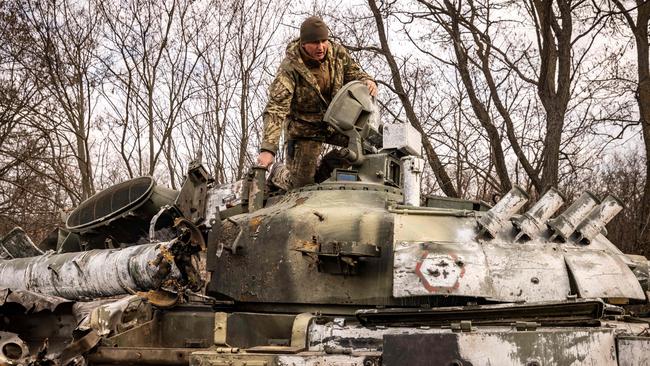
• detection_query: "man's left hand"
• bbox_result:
[365,80,378,97]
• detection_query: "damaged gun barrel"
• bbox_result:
[0,240,191,300]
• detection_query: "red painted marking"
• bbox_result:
[414,248,465,294]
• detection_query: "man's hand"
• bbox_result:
[365,80,378,97]
[257,151,275,168]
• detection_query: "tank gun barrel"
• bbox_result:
[0,235,202,300]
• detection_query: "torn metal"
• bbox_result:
[0,287,71,313]
[77,295,152,337]
[0,227,44,259]
[0,236,201,300]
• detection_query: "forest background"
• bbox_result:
[1,0,649,256]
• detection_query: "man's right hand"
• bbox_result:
[364,80,378,97]
[257,151,275,168]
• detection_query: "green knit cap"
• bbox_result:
[300,16,328,43]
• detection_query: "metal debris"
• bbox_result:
[80,295,151,336]
[0,227,44,259]
[0,331,30,363]
[0,288,71,313]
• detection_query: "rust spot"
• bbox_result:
[239,291,259,302]
[294,239,319,253]
[159,246,175,263]
[292,197,308,207]
[174,217,206,250]
[248,215,265,232]
[149,246,174,272]
[136,289,179,308]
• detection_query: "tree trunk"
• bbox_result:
[533,0,572,192]
[540,108,564,189]
[368,0,458,197]
[443,0,512,193]
[634,1,650,249]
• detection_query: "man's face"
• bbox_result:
[302,40,329,61]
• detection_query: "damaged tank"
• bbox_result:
[1,81,650,366]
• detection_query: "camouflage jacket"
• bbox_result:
[260,40,374,154]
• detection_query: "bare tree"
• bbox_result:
[605,0,650,247]
[367,0,459,197]
[404,0,611,196]
[230,0,288,179]
[435,0,512,192]
[0,4,41,180]
[0,2,76,239]
[10,0,103,201]
[99,0,201,184]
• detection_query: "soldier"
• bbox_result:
[256,16,377,190]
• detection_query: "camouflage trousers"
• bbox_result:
[270,120,349,190]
